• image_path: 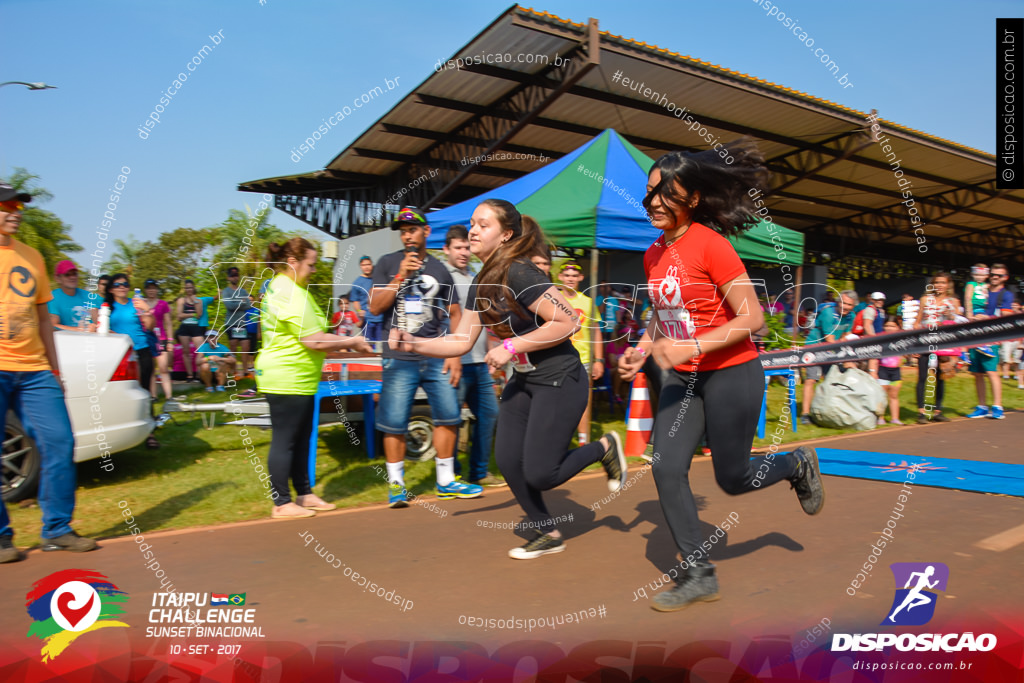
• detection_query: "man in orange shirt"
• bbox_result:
[0,183,97,563]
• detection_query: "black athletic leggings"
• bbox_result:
[136,347,154,417]
[495,364,606,534]
[649,356,800,561]
[916,354,944,410]
[265,393,316,505]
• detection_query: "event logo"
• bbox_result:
[25,569,129,662]
[833,561,996,653]
[884,562,948,626]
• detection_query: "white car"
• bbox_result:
[2,330,154,502]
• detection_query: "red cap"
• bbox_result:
[55,260,78,275]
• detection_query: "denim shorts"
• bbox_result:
[376,356,461,434]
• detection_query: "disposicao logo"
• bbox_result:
[832,562,997,653]
[884,562,948,626]
[25,569,129,662]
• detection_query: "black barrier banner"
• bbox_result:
[759,313,1024,369]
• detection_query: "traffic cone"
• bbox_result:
[625,372,653,459]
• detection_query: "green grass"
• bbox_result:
[9,371,1023,544]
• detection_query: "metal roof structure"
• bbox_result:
[239,5,1021,275]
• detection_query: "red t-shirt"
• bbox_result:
[331,310,359,334]
[644,222,758,373]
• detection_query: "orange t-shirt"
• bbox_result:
[0,239,54,371]
[643,222,758,373]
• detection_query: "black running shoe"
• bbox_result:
[599,432,627,492]
[0,535,23,563]
[651,564,719,612]
[789,446,825,515]
[41,531,98,552]
[931,412,951,423]
[508,531,565,560]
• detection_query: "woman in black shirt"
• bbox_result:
[390,199,626,559]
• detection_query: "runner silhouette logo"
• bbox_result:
[883,562,949,626]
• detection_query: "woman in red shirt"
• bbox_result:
[618,140,825,612]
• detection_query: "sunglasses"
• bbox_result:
[0,200,24,213]
[111,282,129,288]
[991,273,1007,278]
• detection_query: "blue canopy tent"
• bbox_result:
[423,128,804,264]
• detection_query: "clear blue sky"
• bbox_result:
[1,0,1012,256]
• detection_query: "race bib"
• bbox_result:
[658,307,694,340]
[405,295,423,314]
[230,326,248,339]
[183,317,198,325]
[511,351,536,374]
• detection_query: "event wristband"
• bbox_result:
[635,347,646,357]
[693,337,703,356]
[502,338,517,355]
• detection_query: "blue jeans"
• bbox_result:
[376,357,461,434]
[363,320,383,342]
[453,362,499,481]
[0,371,77,540]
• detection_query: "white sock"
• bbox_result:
[386,461,405,487]
[978,405,988,410]
[578,432,588,445]
[993,405,1003,409]
[435,457,455,486]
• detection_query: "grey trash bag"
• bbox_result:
[809,365,886,431]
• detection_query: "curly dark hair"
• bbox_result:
[642,137,771,237]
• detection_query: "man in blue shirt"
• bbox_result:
[48,260,99,331]
[967,264,1014,420]
[349,256,382,342]
[195,330,236,392]
[800,290,857,424]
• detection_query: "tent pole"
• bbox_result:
[590,248,599,295]
[793,265,803,343]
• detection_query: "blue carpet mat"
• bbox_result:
[812,448,1024,497]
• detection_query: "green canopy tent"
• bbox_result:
[426,129,804,266]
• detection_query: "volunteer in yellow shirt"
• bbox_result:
[255,237,370,520]
[557,261,604,445]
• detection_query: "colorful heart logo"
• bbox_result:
[49,581,101,632]
[56,590,95,629]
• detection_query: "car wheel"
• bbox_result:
[3,413,41,503]
[405,406,436,462]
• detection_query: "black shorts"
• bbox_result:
[878,366,901,383]
[176,324,204,338]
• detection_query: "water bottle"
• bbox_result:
[134,288,143,299]
[98,303,111,334]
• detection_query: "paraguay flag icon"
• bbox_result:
[211,594,229,605]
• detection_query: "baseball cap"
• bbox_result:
[0,182,32,203]
[55,260,78,275]
[359,255,372,263]
[560,261,583,273]
[870,291,885,301]
[144,278,159,288]
[391,207,427,230]
[205,329,219,338]
[226,266,240,276]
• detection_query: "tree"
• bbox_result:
[102,236,145,279]
[4,168,81,274]
[211,206,285,279]
[133,228,221,296]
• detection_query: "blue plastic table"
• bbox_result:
[308,379,382,486]
[757,367,799,439]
